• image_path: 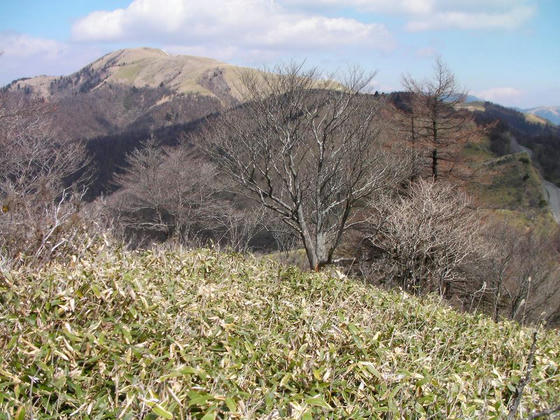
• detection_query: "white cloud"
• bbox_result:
[282,0,435,15]
[405,5,535,31]
[0,33,104,85]
[74,10,127,41]
[0,32,66,58]
[71,0,395,52]
[283,0,536,30]
[475,87,523,105]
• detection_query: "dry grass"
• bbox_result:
[1,242,559,419]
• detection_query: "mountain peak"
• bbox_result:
[94,47,170,64]
[93,47,224,68]
[86,47,231,94]
[5,47,242,100]
[2,47,248,139]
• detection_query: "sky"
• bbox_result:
[0,0,558,108]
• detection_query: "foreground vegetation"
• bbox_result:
[1,243,559,419]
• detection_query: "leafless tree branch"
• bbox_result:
[201,62,411,270]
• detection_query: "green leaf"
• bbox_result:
[301,410,313,420]
[225,397,237,412]
[15,406,26,420]
[348,323,360,335]
[179,366,201,375]
[151,403,173,419]
[188,391,212,407]
[201,409,217,420]
[305,395,332,410]
[7,335,18,350]
[91,284,101,298]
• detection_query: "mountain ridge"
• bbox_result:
[3,48,559,221]
[4,47,243,101]
[523,106,560,125]
[3,47,248,139]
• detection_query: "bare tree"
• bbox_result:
[267,214,301,254]
[0,93,91,265]
[212,205,267,253]
[484,221,560,325]
[202,63,410,270]
[359,179,487,297]
[482,221,516,322]
[111,138,220,246]
[402,57,475,181]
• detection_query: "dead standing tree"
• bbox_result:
[203,63,409,270]
[402,57,474,181]
[111,138,221,246]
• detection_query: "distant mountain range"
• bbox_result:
[465,95,560,125]
[465,96,558,126]
[5,49,558,137]
[522,106,560,125]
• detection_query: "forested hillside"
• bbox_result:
[473,102,560,185]
[2,51,559,324]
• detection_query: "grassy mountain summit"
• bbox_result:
[3,48,247,139]
[7,47,244,102]
[524,106,560,126]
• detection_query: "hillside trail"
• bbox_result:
[510,135,560,223]
[543,180,560,223]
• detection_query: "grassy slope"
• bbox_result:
[461,135,556,229]
[471,152,546,211]
[1,245,559,419]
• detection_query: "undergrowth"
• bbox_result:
[0,242,559,419]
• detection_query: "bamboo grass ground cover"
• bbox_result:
[0,243,559,419]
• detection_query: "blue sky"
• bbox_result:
[0,0,558,107]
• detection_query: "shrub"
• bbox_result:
[357,179,487,299]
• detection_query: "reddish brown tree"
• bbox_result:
[402,57,476,182]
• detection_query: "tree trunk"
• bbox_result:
[432,149,438,181]
[432,118,438,181]
[410,115,417,181]
[299,228,332,271]
[301,230,319,271]
[493,272,503,322]
[297,205,320,270]
[300,232,332,271]
[315,232,331,271]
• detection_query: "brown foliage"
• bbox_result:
[483,221,560,326]
[109,139,267,251]
[401,57,483,182]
